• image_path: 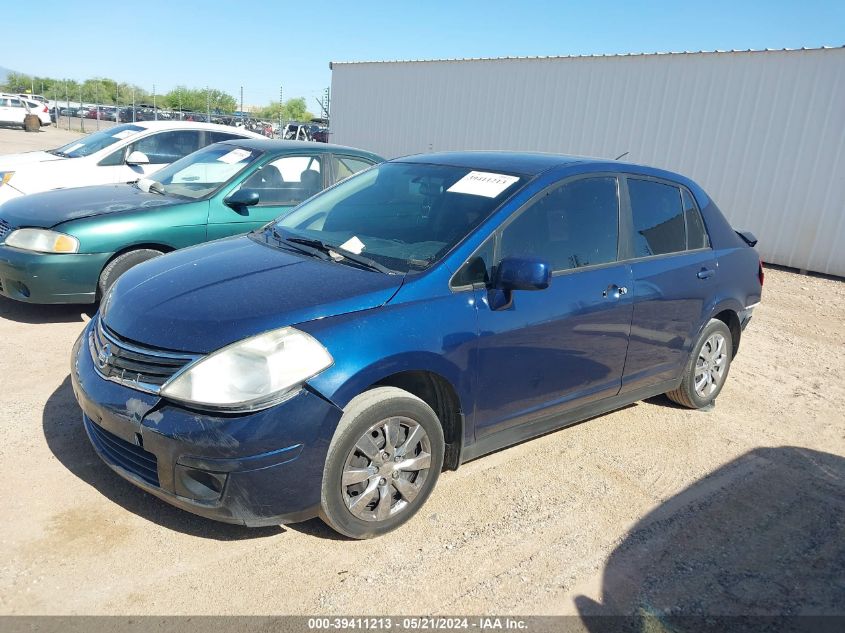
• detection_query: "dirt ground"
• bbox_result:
[0,127,843,619]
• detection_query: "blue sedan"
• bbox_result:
[71,152,763,538]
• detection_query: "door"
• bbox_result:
[207,153,327,240]
[469,176,634,439]
[620,177,717,393]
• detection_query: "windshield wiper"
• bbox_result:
[269,229,330,260]
[284,236,394,274]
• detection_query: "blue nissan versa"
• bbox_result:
[71,152,763,538]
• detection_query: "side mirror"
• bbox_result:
[494,256,551,291]
[225,188,260,209]
[126,151,150,165]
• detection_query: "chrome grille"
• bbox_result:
[0,219,12,243]
[89,317,198,393]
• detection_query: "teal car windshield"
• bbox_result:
[52,124,145,158]
[144,144,263,200]
[274,162,522,272]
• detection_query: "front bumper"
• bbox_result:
[70,322,344,526]
[0,245,109,303]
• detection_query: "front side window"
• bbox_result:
[628,178,686,257]
[127,130,202,165]
[142,144,262,199]
[53,124,145,158]
[499,177,620,272]
[236,154,324,206]
[275,162,523,273]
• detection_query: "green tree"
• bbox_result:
[254,98,314,122]
[2,72,34,93]
[162,86,237,113]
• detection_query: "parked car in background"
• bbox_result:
[0,139,381,303]
[68,152,762,538]
[17,94,47,104]
[22,98,51,126]
[0,121,266,204]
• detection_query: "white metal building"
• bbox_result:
[330,48,845,276]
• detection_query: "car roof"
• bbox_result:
[130,120,266,139]
[396,151,587,176]
[394,150,699,185]
[217,137,382,159]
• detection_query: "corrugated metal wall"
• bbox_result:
[331,49,845,276]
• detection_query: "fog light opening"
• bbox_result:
[174,465,227,502]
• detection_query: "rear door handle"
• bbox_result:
[697,268,715,279]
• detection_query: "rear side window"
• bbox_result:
[499,176,619,272]
[206,131,246,144]
[628,179,686,257]
[333,155,376,183]
[682,188,710,249]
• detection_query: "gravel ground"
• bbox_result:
[0,128,843,618]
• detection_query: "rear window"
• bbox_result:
[628,179,686,257]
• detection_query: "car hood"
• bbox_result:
[0,184,182,229]
[102,235,405,353]
[0,151,63,171]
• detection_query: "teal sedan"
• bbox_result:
[0,139,382,303]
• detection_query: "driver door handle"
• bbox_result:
[603,284,629,299]
[697,267,715,280]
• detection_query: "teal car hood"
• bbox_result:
[0,184,182,229]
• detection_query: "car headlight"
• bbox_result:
[160,327,333,411]
[4,228,79,253]
[0,172,14,187]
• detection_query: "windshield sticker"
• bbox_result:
[447,171,520,198]
[112,130,136,140]
[217,148,252,164]
[339,235,365,254]
[63,142,84,153]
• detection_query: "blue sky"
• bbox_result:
[3,0,843,108]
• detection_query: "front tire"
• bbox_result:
[666,318,733,409]
[98,249,164,298]
[320,386,445,539]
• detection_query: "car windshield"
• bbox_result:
[273,162,523,273]
[141,144,263,200]
[51,124,145,158]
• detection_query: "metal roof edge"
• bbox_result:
[330,45,845,66]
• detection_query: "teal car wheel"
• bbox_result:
[98,249,164,298]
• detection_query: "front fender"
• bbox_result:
[297,290,478,414]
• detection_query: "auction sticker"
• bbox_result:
[447,171,519,198]
[112,129,136,139]
[217,148,253,164]
[63,143,84,153]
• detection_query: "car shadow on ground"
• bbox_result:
[43,375,283,541]
[0,296,96,324]
[575,446,845,632]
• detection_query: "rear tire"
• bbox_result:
[98,249,164,298]
[666,318,733,409]
[320,386,445,539]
